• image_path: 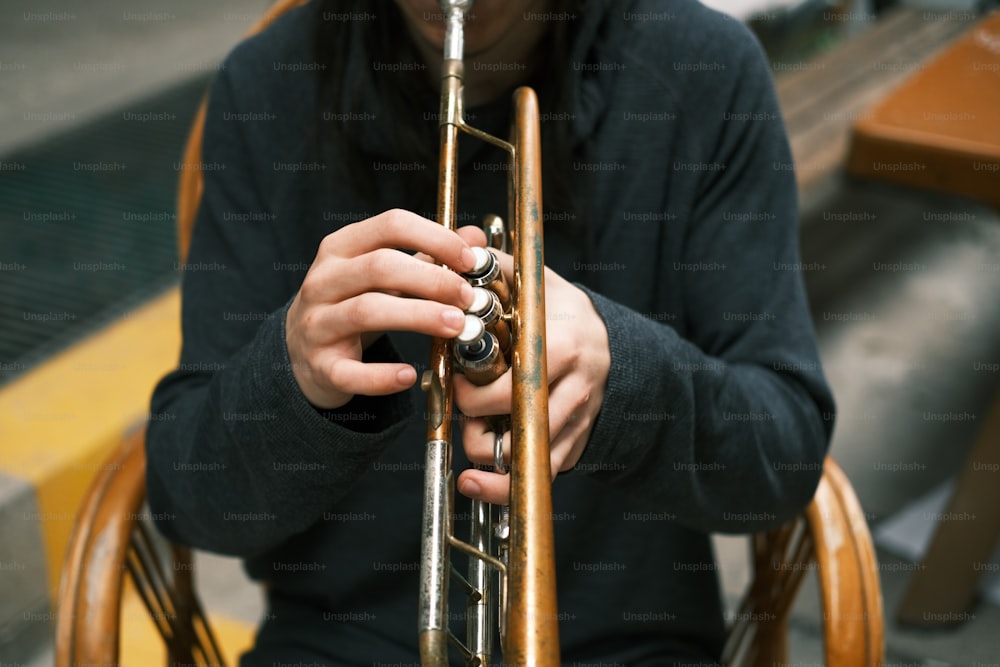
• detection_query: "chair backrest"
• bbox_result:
[176,0,311,262]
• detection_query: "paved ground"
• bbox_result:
[0,0,272,156]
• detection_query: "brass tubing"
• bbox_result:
[420,2,559,665]
[418,56,463,667]
[504,86,560,666]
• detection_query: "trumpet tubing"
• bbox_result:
[418,2,559,666]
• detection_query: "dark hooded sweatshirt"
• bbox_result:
[147,1,835,664]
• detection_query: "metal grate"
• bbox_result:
[0,76,210,386]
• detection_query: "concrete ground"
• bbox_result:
[0,0,272,157]
[4,0,999,665]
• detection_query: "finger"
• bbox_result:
[461,417,510,468]
[461,422,566,489]
[490,248,515,284]
[538,334,576,387]
[320,357,418,399]
[321,209,477,273]
[548,409,591,474]
[456,225,487,247]
[543,374,580,442]
[411,250,435,266]
[307,249,474,309]
[546,376,597,472]
[461,412,573,477]
[461,402,586,475]
[453,371,512,417]
[412,225,490,267]
[311,293,469,340]
[457,468,511,505]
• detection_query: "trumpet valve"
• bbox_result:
[463,247,511,311]
[454,315,508,386]
[466,287,511,355]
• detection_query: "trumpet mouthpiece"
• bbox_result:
[440,0,473,61]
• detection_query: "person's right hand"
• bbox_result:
[285,209,478,410]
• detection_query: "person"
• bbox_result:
[147,0,835,665]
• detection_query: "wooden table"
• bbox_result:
[847,10,1000,207]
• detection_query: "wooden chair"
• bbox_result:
[56,427,884,667]
[722,458,884,666]
[55,2,885,665]
[55,425,226,666]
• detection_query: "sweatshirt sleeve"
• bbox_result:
[574,20,834,534]
[145,58,412,557]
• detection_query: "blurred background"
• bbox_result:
[2,0,1000,665]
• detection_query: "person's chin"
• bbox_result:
[405,11,506,61]
[462,27,509,60]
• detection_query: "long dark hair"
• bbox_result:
[312,0,580,234]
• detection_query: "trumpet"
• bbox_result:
[418,1,560,665]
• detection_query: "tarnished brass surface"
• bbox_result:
[503,86,559,667]
[418,4,558,665]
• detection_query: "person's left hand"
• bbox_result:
[451,240,611,506]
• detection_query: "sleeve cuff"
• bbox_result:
[240,301,413,469]
[571,285,685,478]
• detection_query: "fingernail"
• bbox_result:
[459,282,474,307]
[442,308,465,329]
[461,478,481,497]
[460,247,475,271]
